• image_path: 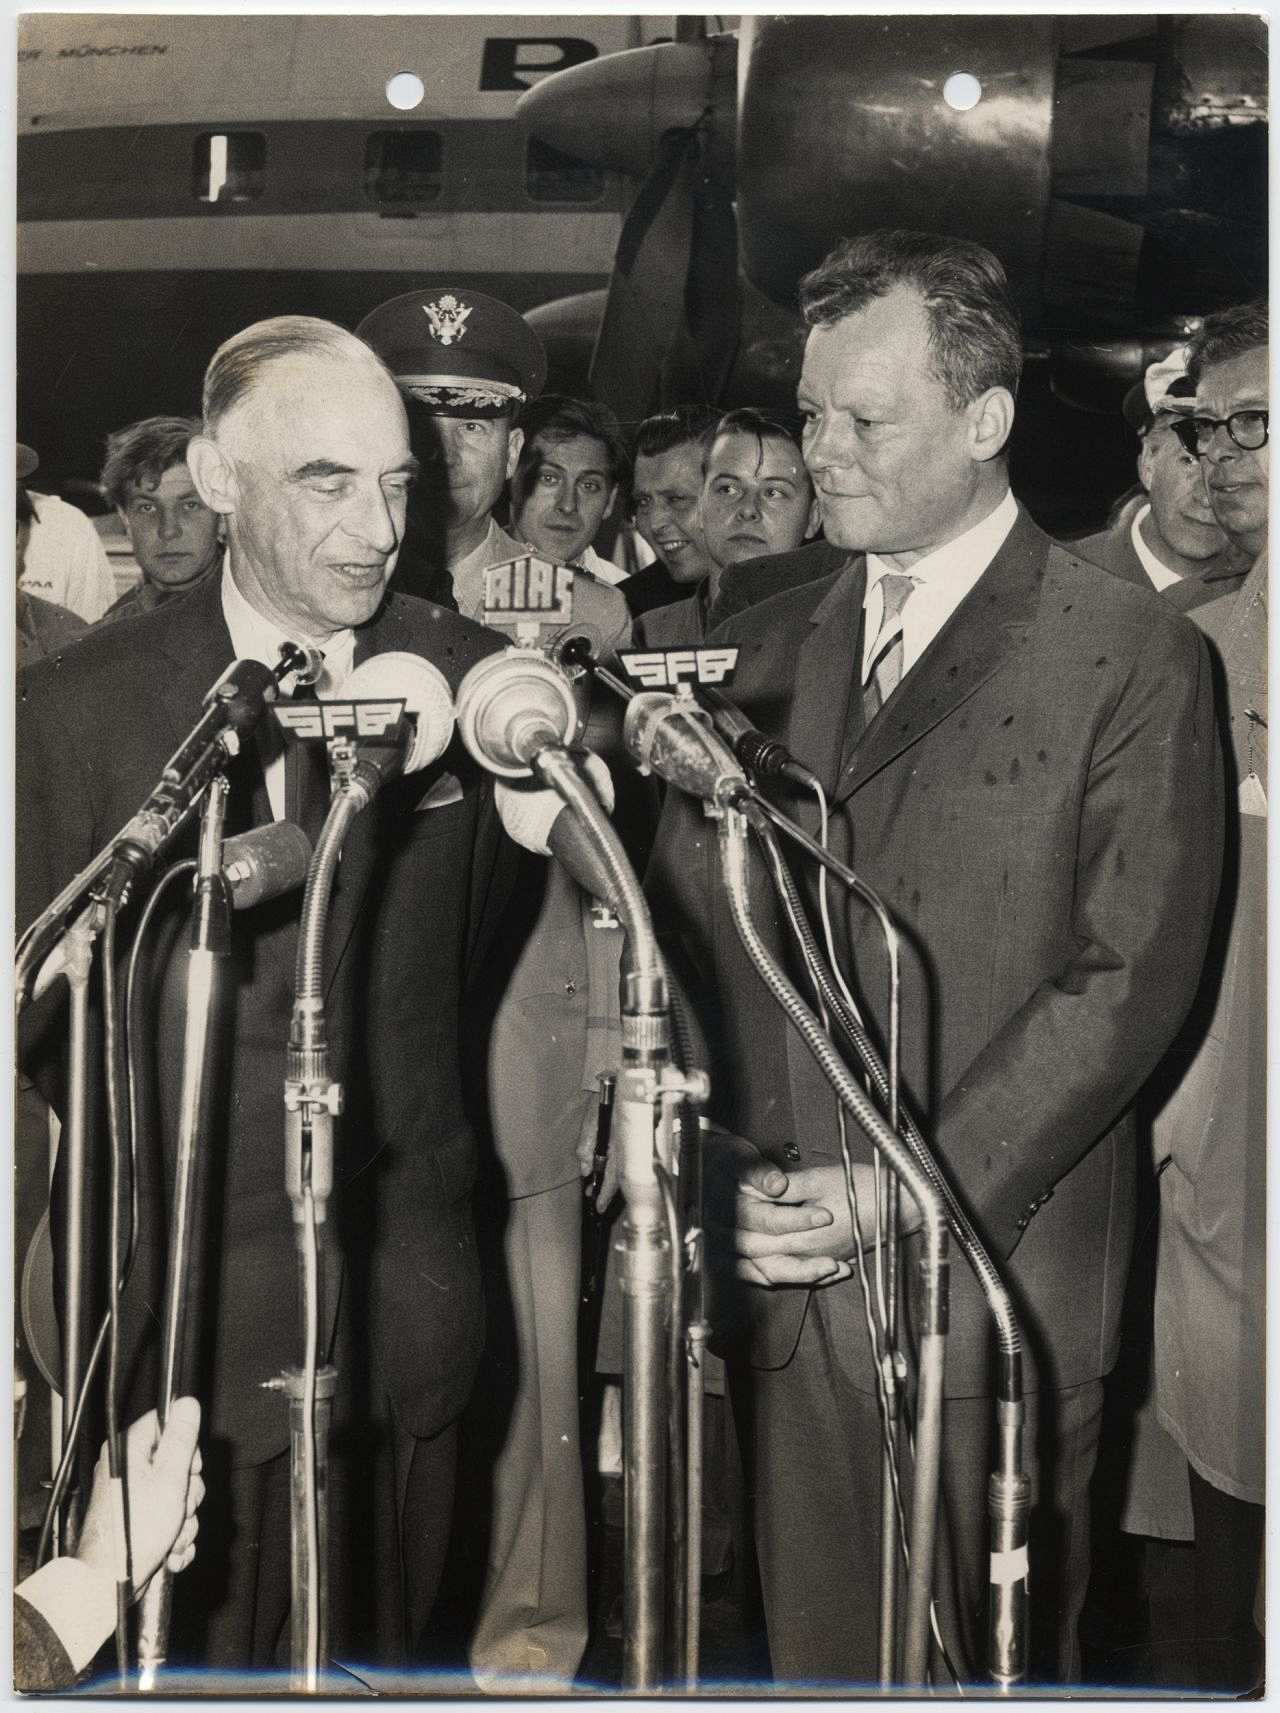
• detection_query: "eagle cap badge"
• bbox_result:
[422,294,472,346]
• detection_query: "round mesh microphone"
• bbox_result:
[455,647,581,778]
[338,650,456,782]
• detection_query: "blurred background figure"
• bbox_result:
[97,416,222,623]
[621,408,717,617]
[1076,349,1236,594]
[16,467,88,669]
[635,408,821,645]
[15,441,116,623]
[510,395,630,584]
[1143,300,1267,1696]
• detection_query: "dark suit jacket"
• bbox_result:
[632,584,710,648]
[1073,515,1152,588]
[17,572,515,1463]
[647,507,1221,1398]
[712,538,849,624]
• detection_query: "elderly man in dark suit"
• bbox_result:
[17,316,515,1673]
[645,231,1220,1687]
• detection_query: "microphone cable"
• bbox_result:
[101,903,131,1682]
[36,863,191,1572]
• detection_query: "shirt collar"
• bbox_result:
[1128,503,1184,593]
[220,554,354,690]
[864,488,1018,593]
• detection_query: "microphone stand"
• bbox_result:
[528,748,709,1691]
[587,660,1029,1686]
[56,906,100,1555]
[137,775,232,1690]
[716,803,949,1687]
[744,793,1030,1688]
[274,734,376,1692]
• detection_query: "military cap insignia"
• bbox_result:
[422,294,472,346]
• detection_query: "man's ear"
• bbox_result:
[504,425,525,483]
[186,436,237,517]
[804,492,821,541]
[967,387,1015,465]
[1136,434,1156,495]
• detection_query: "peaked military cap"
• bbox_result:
[356,287,547,418]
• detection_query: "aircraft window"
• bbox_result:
[525,138,604,204]
[365,131,443,204]
[193,132,266,203]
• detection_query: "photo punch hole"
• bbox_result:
[385,71,424,112]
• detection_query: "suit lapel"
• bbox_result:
[834,509,1049,807]
[786,560,866,805]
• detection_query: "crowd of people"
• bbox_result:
[14,231,1266,1695]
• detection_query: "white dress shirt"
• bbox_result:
[860,489,1019,683]
[1129,503,1183,593]
[220,559,354,820]
[576,544,628,586]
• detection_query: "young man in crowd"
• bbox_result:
[98,415,222,623]
[510,394,630,584]
[635,408,822,645]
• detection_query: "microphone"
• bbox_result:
[30,823,314,1003]
[335,650,456,794]
[221,822,313,910]
[455,647,581,777]
[105,658,280,895]
[623,693,748,808]
[694,686,818,789]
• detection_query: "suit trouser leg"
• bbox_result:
[468,1177,588,1689]
[174,1411,457,1674]
[1186,1464,1264,1693]
[732,1281,1104,1688]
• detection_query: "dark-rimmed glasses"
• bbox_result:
[1171,410,1269,456]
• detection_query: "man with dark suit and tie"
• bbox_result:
[645,230,1221,1687]
[17,316,516,1673]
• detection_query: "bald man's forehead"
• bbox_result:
[219,350,407,458]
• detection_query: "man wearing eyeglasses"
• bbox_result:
[1145,299,1267,1694]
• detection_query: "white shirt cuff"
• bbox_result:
[17,1556,116,1674]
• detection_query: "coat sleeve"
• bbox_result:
[16,660,103,1110]
[936,615,1224,1256]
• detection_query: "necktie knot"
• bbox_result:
[875,571,915,636]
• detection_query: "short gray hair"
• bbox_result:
[1187,299,1268,384]
[202,315,392,435]
[799,230,1023,409]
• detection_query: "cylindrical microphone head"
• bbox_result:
[624,693,748,805]
[221,821,313,910]
[339,651,456,776]
[456,647,581,778]
[290,644,326,689]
